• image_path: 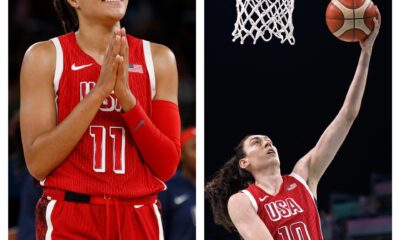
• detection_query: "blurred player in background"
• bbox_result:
[20,0,181,239]
[205,11,381,240]
[9,110,42,240]
[159,127,196,240]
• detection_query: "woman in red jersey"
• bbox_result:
[20,0,181,239]
[205,10,381,240]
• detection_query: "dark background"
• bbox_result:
[205,0,391,239]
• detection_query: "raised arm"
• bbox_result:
[228,193,273,240]
[292,9,381,196]
[20,32,121,180]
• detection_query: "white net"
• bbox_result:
[232,0,296,45]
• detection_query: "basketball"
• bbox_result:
[326,0,377,42]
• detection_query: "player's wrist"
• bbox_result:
[93,84,113,101]
[117,90,137,113]
[360,46,373,58]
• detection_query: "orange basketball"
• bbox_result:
[326,0,377,42]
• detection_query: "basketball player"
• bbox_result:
[20,0,181,239]
[158,127,196,240]
[205,10,381,240]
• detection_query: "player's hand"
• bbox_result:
[114,27,137,112]
[360,6,381,54]
[95,29,122,98]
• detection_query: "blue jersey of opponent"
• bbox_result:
[158,171,195,240]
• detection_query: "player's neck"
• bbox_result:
[75,22,121,64]
[254,168,283,196]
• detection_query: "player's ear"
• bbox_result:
[67,0,80,9]
[239,157,249,169]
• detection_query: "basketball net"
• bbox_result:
[232,0,296,45]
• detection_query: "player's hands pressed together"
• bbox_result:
[360,7,381,54]
[114,27,137,112]
[20,29,131,180]
[95,29,123,99]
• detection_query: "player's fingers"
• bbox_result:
[123,36,129,65]
[112,54,122,77]
[117,55,125,80]
[119,28,126,51]
[117,56,128,87]
[369,7,380,36]
[111,34,122,65]
[372,18,380,35]
[103,31,117,65]
[376,7,381,26]
[106,29,122,65]
[121,27,126,37]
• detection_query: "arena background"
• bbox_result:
[204,0,392,239]
[8,0,195,238]
[6,0,395,239]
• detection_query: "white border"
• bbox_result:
[143,40,156,99]
[241,190,259,212]
[45,200,57,240]
[2,1,397,239]
[153,203,165,240]
[1,1,8,235]
[50,37,63,95]
[393,0,399,239]
[196,0,205,239]
[289,172,316,200]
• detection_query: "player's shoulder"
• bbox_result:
[23,40,56,69]
[287,172,306,185]
[21,40,57,84]
[228,192,253,208]
[25,40,55,57]
[126,35,176,68]
[228,192,257,217]
[149,42,176,64]
[148,41,178,101]
[20,41,56,91]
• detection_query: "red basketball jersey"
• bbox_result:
[40,33,165,198]
[241,174,324,239]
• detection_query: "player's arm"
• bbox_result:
[120,39,180,181]
[20,33,121,181]
[228,193,274,240]
[292,10,381,196]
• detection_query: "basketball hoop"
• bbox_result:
[232,0,296,45]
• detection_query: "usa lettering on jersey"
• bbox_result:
[80,81,122,112]
[264,198,304,221]
[242,175,324,239]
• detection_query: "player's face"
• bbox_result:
[73,0,129,23]
[242,135,280,170]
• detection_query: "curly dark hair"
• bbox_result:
[53,0,79,33]
[205,135,255,232]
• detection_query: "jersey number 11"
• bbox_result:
[90,125,126,174]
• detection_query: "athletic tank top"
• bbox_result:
[40,32,166,198]
[241,174,324,239]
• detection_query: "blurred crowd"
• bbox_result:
[9,0,195,239]
[320,174,391,240]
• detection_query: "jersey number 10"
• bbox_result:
[90,125,126,174]
[277,222,311,240]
